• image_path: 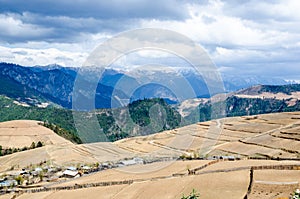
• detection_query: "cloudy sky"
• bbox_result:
[0,0,299,80]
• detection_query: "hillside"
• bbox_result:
[21,160,297,199]
[2,81,300,145]
[0,120,71,149]
[0,120,132,172]
[181,84,300,124]
[0,63,289,110]
[0,73,53,107]
[0,63,127,109]
[0,112,299,199]
[237,84,300,95]
[0,96,181,143]
[0,111,298,171]
[115,111,300,159]
[0,95,81,144]
[0,120,90,170]
[2,83,300,145]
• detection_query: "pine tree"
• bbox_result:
[30,142,36,149]
[36,141,43,148]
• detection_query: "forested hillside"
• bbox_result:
[0,96,181,143]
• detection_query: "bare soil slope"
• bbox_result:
[0,120,71,148]
[115,112,300,159]
[0,112,299,199]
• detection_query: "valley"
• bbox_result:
[1,64,300,198]
[1,1,299,198]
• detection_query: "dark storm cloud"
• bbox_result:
[0,13,141,43]
[0,0,190,43]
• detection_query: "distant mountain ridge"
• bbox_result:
[1,62,300,144]
[180,84,300,124]
[0,62,290,109]
[0,63,127,109]
[236,84,300,95]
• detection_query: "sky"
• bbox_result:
[0,0,299,80]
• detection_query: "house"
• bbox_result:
[212,155,235,161]
[82,166,91,170]
[119,158,144,167]
[18,168,30,176]
[119,159,136,166]
[0,177,7,182]
[62,170,79,178]
[101,163,111,169]
[35,167,43,172]
[61,166,80,178]
[0,180,17,188]
[67,166,77,171]
[221,156,235,161]
[133,157,144,164]
[81,166,91,174]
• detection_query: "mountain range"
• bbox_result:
[1,62,300,144]
[0,62,289,109]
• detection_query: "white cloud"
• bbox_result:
[0,0,299,79]
[0,46,88,67]
[0,14,52,42]
[140,1,297,48]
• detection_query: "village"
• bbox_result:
[0,154,241,194]
[0,157,146,193]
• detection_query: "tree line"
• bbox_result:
[0,141,43,157]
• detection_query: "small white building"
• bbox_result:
[133,157,144,164]
[35,167,43,172]
[82,166,91,170]
[119,159,136,166]
[101,163,111,169]
[119,158,144,166]
[62,170,79,178]
[0,180,17,187]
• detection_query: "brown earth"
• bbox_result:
[0,112,299,199]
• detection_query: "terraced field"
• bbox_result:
[249,170,300,199]
[0,112,299,199]
[114,112,300,159]
[0,120,71,148]
[2,160,299,199]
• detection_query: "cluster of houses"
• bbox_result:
[0,178,17,188]
[211,155,237,161]
[1,154,243,191]
[0,157,145,191]
[1,166,62,189]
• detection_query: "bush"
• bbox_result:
[36,141,43,148]
[30,142,36,149]
[15,175,24,185]
[181,189,200,199]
